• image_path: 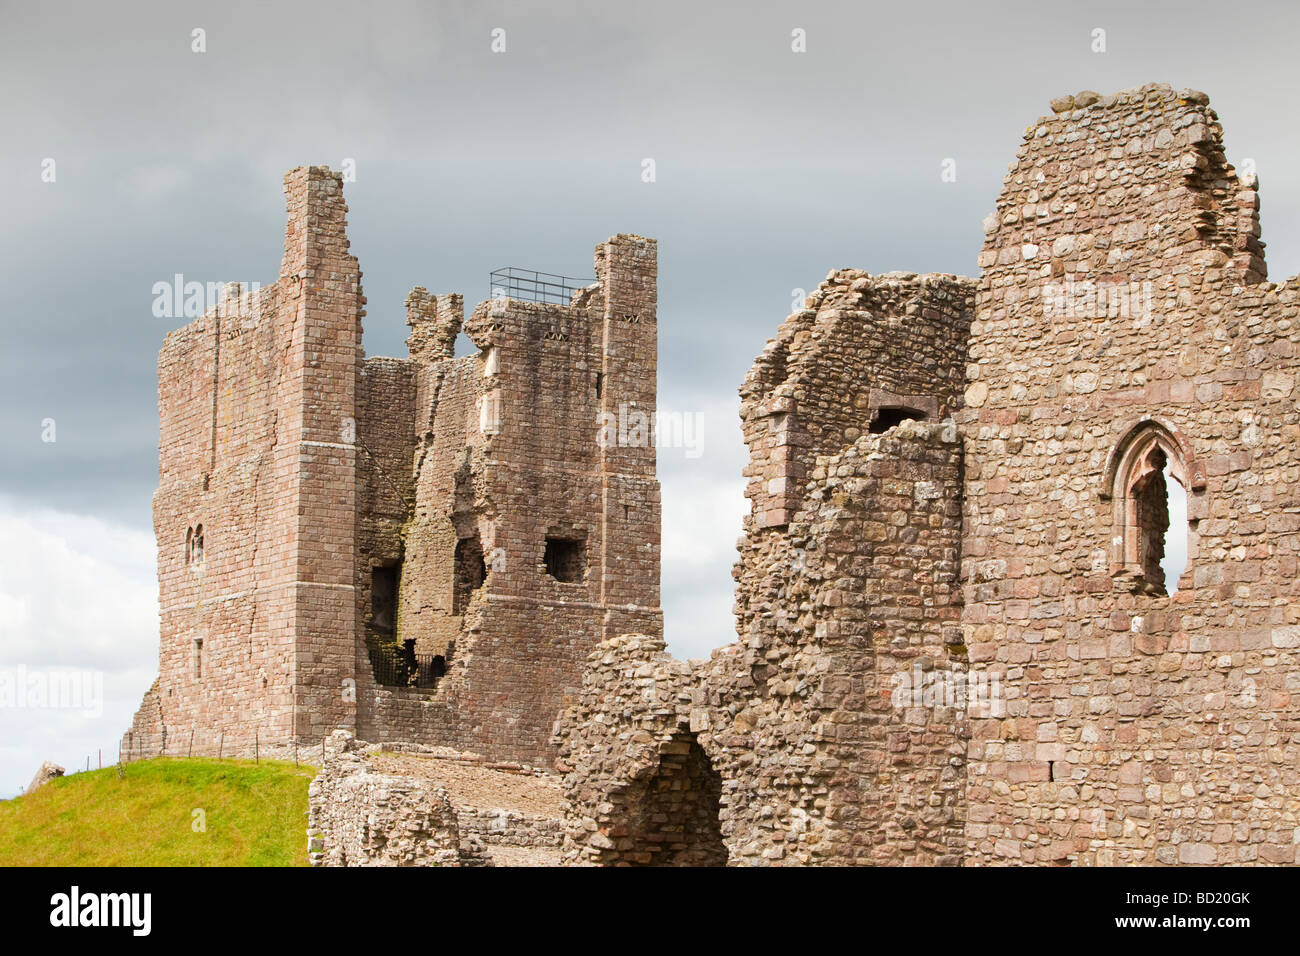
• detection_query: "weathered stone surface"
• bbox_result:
[24,761,65,795]
[307,731,564,866]
[961,81,1296,867]
[127,85,1300,867]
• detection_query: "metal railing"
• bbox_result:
[489,267,595,306]
[367,643,446,689]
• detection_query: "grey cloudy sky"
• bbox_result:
[1,0,1297,790]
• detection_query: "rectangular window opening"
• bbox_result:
[869,406,926,434]
[544,534,587,584]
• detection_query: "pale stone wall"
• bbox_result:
[307,732,479,867]
[307,732,563,867]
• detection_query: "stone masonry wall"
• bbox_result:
[307,732,564,866]
[307,732,479,866]
[128,166,661,771]
[556,421,968,865]
[961,84,1300,864]
[739,270,972,531]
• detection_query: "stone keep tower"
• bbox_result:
[126,167,661,767]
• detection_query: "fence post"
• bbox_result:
[188,730,194,758]
[218,733,224,760]
[255,731,259,764]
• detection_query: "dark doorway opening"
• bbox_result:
[371,562,400,634]
[602,733,727,866]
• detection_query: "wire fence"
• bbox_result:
[32,649,448,793]
[118,728,319,767]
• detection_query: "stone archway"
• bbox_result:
[604,732,727,866]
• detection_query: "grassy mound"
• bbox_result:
[0,757,315,866]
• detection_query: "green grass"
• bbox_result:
[0,758,316,867]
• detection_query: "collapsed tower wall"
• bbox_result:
[358,236,663,764]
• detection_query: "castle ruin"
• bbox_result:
[125,166,660,767]
[554,85,1300,866]
[130,84,1299,866]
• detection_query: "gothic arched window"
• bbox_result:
[1102,420,1203,596]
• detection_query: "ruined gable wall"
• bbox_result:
[962,85,1300,865]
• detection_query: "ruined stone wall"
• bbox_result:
[307,732,479,867]
[129,166,660,769]
[397,353,480,660]
[307,732,565,866]
[739,270,973,532]
[961,84,1300,865]
[557,421,968,865]
[556,87,1300,868]
[139,281,292,757]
